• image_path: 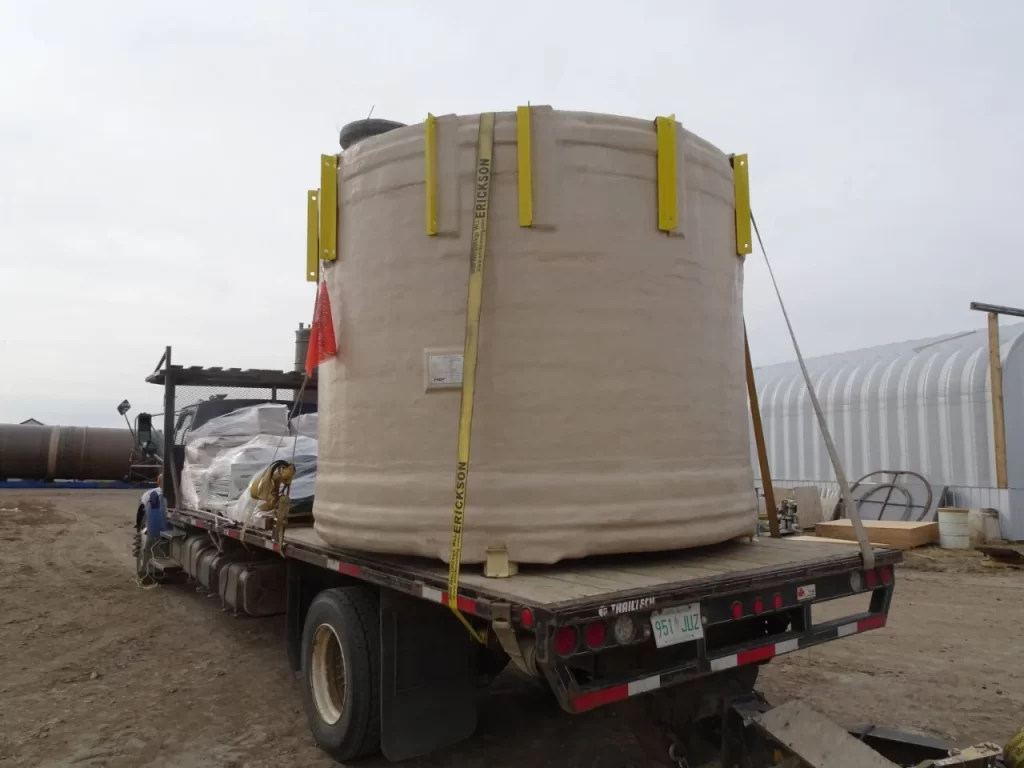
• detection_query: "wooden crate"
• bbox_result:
[814,519,939,550]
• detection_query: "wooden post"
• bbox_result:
[161,346,176,507]
[744,325,781,538]
[988,312,1008,489]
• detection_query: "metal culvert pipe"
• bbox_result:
[0,424,135,481]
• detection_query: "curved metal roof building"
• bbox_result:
[752,323,1024,540]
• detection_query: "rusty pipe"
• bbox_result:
[0,424,135,481]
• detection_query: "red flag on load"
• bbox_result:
[305,281,338,377]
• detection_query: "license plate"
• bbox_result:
[650,603,703,648]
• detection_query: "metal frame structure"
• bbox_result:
[146,346,315,508]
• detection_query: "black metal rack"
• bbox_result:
[147,346,316,507]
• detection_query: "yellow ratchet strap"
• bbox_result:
[446,112,496,645]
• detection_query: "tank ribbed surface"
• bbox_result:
[313,108,756,564]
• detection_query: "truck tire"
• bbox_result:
[300,587,381,762]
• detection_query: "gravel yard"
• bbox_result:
[1,489,1021,767]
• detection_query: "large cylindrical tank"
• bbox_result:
[313,108,756,564]
[0,424,135,481]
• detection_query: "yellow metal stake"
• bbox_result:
[319,155,338,261]
[988,312,1009,489]
[516,106,533,227]
[306,190,319,282]
[424,114,439,236]
[732,154,752,255]
[655,115,678,233]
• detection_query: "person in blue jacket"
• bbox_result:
[134,475,165,578]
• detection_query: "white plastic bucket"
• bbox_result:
[938,508,970,549]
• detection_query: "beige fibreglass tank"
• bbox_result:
[313,108,757,565]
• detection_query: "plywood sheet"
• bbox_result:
[753,700,898,768]
[285,526,877,608]
[789,534,857,547]
[815,519,938,550]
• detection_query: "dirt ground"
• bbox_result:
[1,489,1021,767]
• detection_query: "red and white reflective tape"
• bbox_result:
[224,528,240,540]
[710,637,801,672]
[572,615,888,713]
[839,615,886,636]
[262,539,279,553]
[572,674,661,712]
[421,585,478,615]
[326,557,361,577]
[710,616,886,672]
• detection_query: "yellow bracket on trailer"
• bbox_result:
[306,189,319,282]
[655,115,678,233]
[446,112,496,646]
[424,113,439,236]
[516,106,533,227]
[732,153,752,255]
[319,155,338,261]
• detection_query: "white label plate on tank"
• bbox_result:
[424,349,464,391]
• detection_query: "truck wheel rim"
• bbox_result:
[310,623,347,725]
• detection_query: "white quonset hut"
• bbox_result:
[752,323,1024,540]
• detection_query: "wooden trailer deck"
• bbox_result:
[284,526,893,611]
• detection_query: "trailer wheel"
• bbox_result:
[300,587,381,762]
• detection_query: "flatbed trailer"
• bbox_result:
[140,357,918,764]
[147,502,901,763]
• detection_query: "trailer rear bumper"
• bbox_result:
[541,567,896,715]
[565,610,888,713]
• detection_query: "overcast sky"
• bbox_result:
[2,1,1022,427]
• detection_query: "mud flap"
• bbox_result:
[379,588,477,761]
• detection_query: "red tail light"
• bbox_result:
[519,608,534,629]
[752,598,764,615]
[880,566,893,586]
[773,594,784,610]
[865,569,878,589]
[584,622,606,650]
[731,601,743,619]
[554,626,578,657]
